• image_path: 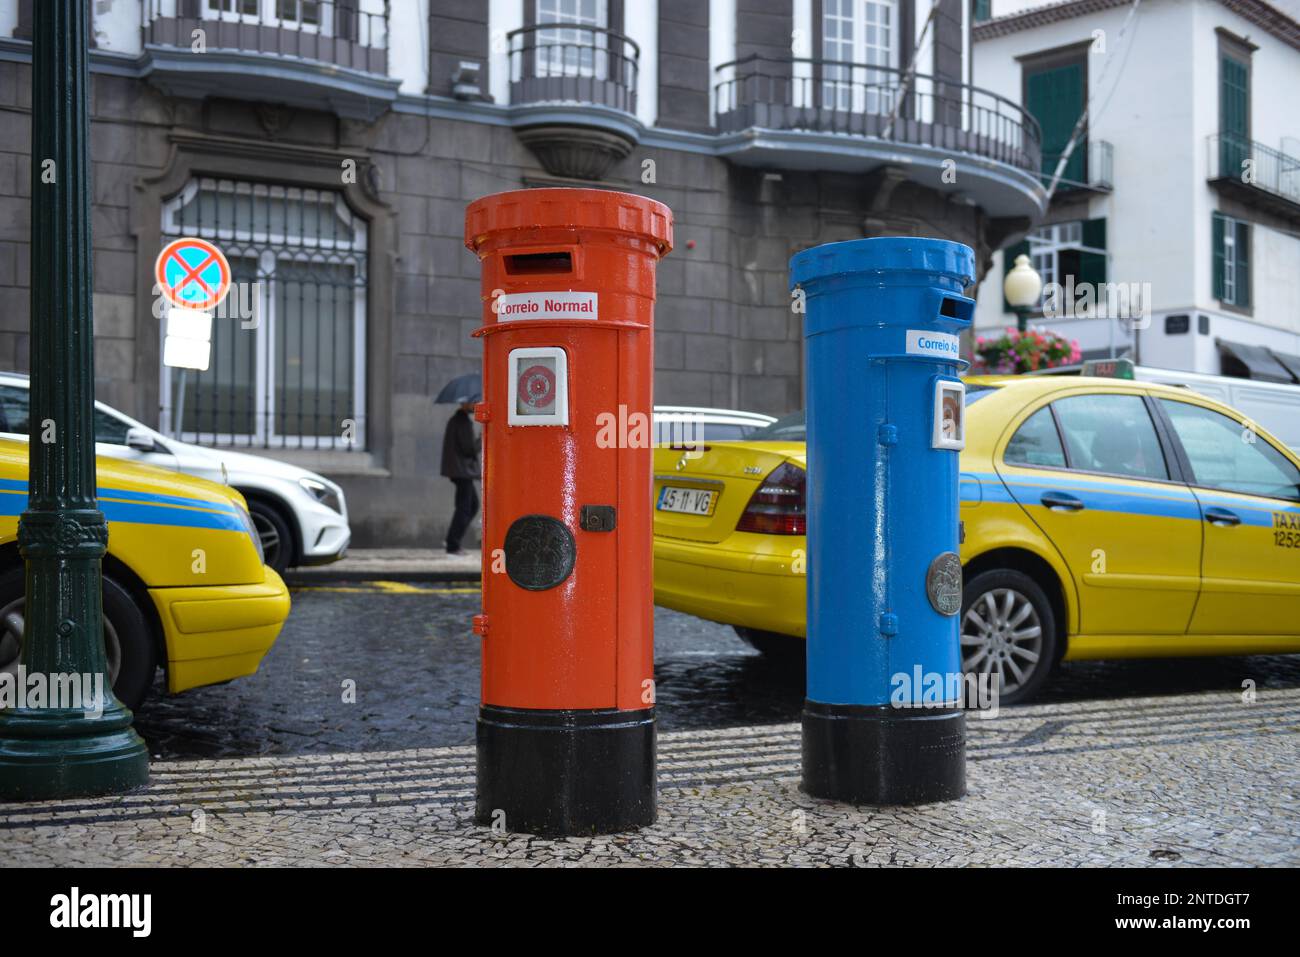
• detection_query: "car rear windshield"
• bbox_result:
[654,420,767,443]
[747,411,807,441]
[747,386,994,442]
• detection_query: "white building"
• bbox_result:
[971,0,1300,381]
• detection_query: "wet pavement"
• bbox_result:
[9,684,1299,867]
[132,582,1300,761]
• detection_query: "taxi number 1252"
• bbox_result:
[1273,512,1300,548]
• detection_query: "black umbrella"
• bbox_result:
[435,372,481,404]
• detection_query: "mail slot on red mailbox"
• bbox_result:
[464,188,673,836]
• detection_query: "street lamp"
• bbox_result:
[0,0,149,798]
[1003,253,1043,334]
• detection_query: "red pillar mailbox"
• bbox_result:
[465,188,673,836]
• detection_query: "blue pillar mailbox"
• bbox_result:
[792,237,974,805]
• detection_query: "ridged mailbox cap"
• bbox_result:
[791,236,975,289]
[465,187,673,254]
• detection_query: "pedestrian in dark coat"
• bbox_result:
[441,402,480,554]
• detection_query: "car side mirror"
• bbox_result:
[124,427,158,452]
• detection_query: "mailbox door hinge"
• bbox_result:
[474,402,491,423]
[472,614,489,637]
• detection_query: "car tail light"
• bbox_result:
[736,462,806,535]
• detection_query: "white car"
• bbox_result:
[1031,359,1300,454]
[0,373,349,573]
[652,406,777,444]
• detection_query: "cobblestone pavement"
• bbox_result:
[127,584,1300,759]
[3,585,1297,866]
[2,687,1296,867]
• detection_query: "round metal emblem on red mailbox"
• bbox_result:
[503,514,575,591]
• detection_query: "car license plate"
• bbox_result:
[657,485,716,516]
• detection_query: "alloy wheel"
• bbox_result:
[251,511,282,567]
[0,596,122,687]
[960,587,1043,697]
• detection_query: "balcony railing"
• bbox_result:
[507,23,639,115]
[1042,139,1113,193]
[144,0,389,75]
[714,55,1041,174]
[1208,133,1300,209]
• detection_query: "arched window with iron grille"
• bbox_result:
[159,177,368,451]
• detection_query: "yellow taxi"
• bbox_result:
[654,376,1300,703]
[0,438,290,710]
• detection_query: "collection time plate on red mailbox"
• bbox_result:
[657,485,717,516]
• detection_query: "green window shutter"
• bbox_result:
[1220,56,1249,138]
[1219,55,1250,175]
[1026,62,1085,184]
[973,0,992,22]
[1082,217,1106,251]
[1212,213,1226,301]
[1078,217,1106,286]
[1235,220,1250,307]
[1002,240,1031,314]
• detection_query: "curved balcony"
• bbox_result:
[507,23,641,180]
[142,1,399,120]
[714,55,1045,220]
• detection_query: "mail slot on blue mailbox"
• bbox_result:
[792,237,974,806]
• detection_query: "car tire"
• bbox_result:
[733,626,805,661]
[0,566,158,712]
[960,568,1058,706]
[247,498,294,573]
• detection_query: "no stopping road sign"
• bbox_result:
[155,238,231,312]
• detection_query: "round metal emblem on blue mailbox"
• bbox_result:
[792,236,974,806]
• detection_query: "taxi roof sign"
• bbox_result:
[1082,357,1135,379]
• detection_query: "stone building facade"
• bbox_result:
[0,0,1044,547]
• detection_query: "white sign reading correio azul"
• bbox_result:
[904,330,961,360]
[497,291,599,322]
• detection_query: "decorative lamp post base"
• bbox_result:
[0,708,149,801]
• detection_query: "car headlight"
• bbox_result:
[237,505,265,565]
[299,477,343,514]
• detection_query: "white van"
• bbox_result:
[1132,367,1300,453]
[1030,360,1300,453]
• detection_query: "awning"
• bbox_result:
[1270,348,1300,383]
[1217,339,1299,383]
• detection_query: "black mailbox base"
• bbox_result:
[476,705,656,836]
[801,700,966,805]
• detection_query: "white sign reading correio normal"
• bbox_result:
[496,290,599,322]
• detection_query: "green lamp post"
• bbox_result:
[0,0,149,798]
